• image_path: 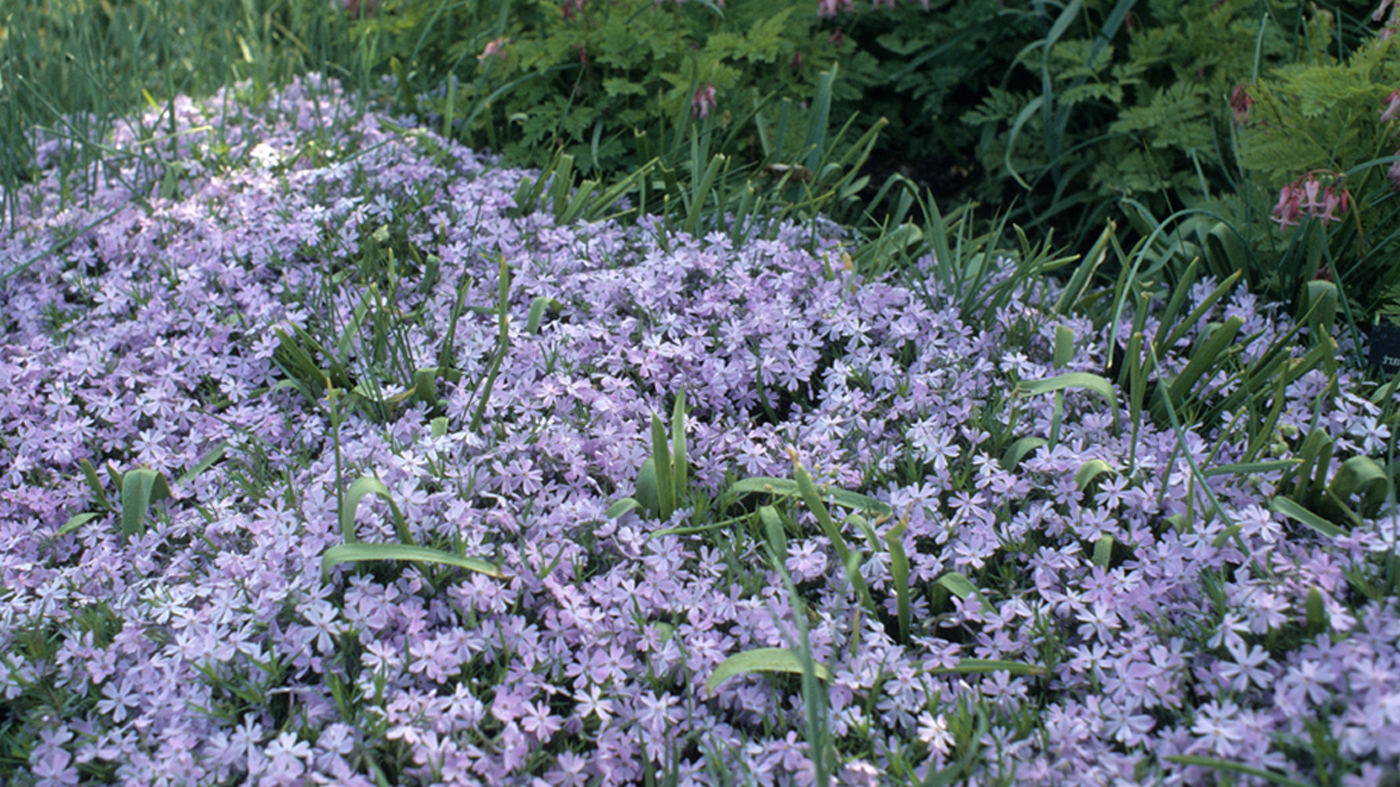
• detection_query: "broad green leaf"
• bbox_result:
[671,391,688,508]
[936,572,996,615]
[886,516,912,644]
[1305,587,1329,636]
[704,647,833,695]
[605,497,642,519]
[321,543,506,580]
[1001,437,1047,471]
[1162,756,1317,787]
[79,458,110,511]
[1075,459,1114,491]
[1016,373,1119,433]
[1092,535,1114,568]
[1271,496,1344,539]
[57,512,101,537]
[526,295,554,334]
[635,457,659,518]
[726,477,892,516]
[1053,324,1075,367]
[120,468,171,546]
[651,411,674,519]
[925,658,1045,677]
[340,475,413,545]
[176,442,227,487]
[1328,456,1390,519]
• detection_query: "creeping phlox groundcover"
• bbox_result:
[1,76,1398,787]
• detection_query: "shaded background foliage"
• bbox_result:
[5,0,1400,331]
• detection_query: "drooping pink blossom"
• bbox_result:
[1273,172,1350,230]
[478,37,510,62]
[342,0,376,17]
[692,84,717,119]
[1230,85,1254,126]
[1382,89,1400,123]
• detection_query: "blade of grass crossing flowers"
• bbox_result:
[176,442,227,488]
[671,392,687,512]
[339,475,413,546]
[789,450,870,603]
[1015,373,1120,436]
[703,647,834,695]
[726,477,892,516]
[924,659,1044,677]
[651,411,675,520]
[1053,221,1113,316]
[936,572,997,617]
[56,513,102,538]
[1270,497,1345,539]
[119,469,171,546]
[1158,315,1243,414]
[1162,756,1318,787]
[1053,324,1075,368]
[886,515,912,645]
[1151,271,1242,358]
[322,543,506,581]
[470,256,512,433]
[1144,343,1263,574]
[760,505,835,787]
[79,458,112,512]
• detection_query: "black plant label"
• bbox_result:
[1369,322,1400,377]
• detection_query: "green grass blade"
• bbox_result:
[321,543,506,581]
[671,391,688,509]
[703,647,833,695]
[1162,756,1318,787]
[924,658,1045,677]
[936,572,996,616]
[340,475,413,546]
[651,411,674,520]
[1016,372,1120,435]
[1271,496,1344,539]
[886,516,911,644]
[726,477,892,516]
[120,468,171,546]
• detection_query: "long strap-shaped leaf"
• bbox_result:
[322,543,506,581]
[703,647,833,696]
[120,468,170,546]
[339,475,412,545]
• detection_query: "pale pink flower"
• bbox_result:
[478,37,510,62]
[1273,172,1349,230]
[1230,84,1253,126]
[1383,89,1400,122]
[692,84,717,119]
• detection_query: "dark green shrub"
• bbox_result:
[829,0,1042,190]
[960,0,1378,245]
[363,0,876,174]
[1234,27,1400,323]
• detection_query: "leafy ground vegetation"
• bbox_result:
[3,1,1400,786]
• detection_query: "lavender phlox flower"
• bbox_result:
[1220,640,1275,692]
